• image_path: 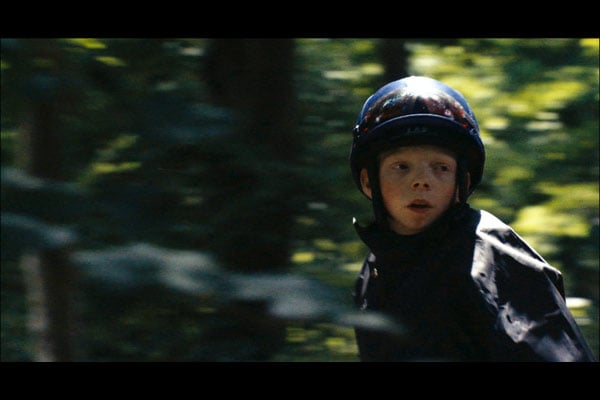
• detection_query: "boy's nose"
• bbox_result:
[412,180,430,190]
[411,169,431,190]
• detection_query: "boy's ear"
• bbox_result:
[360,168,373,200]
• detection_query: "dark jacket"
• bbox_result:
[352,205,596,362]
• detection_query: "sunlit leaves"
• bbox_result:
[494,165,534,186]
[540,183,599,209]
[291,251,315,264]
[66,38,107,50]
[512,205,590,238]
[95,56,126,67]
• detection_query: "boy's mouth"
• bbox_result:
[407,199,433,209]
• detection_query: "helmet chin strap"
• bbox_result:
[456,156,469,205]
[366,157,390,230]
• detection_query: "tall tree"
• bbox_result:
[10,39,79,361]
[195,39,303,359]
[379,39,409,83]
[203,39,301,272]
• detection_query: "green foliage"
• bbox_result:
[1,38,597,361]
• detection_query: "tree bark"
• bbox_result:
[379,39,409,84]
[203,39,299,272]
[18,39,78,361]
[21,250,77,361]
[200,39,299,360]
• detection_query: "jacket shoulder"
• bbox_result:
[471,211,597,361]
[471,210,565,302]
[475,210,558,273]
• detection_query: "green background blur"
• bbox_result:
[1,38,598,361]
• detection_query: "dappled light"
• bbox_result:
[1,38,598,361]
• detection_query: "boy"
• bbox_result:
[350,76,596,361]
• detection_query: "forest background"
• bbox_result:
[1,38,598,362]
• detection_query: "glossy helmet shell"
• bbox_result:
[350,76,485,197]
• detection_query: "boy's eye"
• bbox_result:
[434,164,452,172]
[394,163,409,170]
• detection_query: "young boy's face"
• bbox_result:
[360,145,458,235]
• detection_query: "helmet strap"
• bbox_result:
[366,157,390,230]
[456,156,469,204]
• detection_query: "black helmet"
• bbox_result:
[350,76,485,199]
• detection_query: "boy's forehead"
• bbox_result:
[379,144,457,160]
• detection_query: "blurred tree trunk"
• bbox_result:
[203,39,300,272]
[20,250,76,362]
[18,39,78,362]
[201,39,300,360]
[379,39,409,84]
